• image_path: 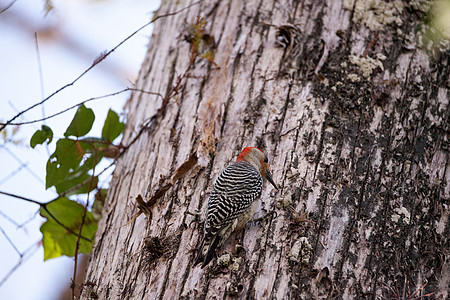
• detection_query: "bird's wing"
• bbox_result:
[194,162,262,268]
[205,161,262,235]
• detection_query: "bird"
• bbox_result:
[194,147,278,268]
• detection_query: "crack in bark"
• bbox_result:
[311,187,329,262]
[335,159,371,284]
[273,77,294,143]
[268,244,286,298]
[312,118,327,181]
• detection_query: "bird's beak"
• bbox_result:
[265,170,278,190]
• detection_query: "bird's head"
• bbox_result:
[237,147,278,189]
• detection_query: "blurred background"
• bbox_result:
[0,0,160,299]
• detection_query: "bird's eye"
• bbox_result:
[264,157,268,163]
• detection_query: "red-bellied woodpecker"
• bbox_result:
[194,147,278,268]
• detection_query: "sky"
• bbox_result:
[0,0,160,299]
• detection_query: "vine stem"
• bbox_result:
[72,150,97,300]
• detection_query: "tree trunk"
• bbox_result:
[81,0,449,299]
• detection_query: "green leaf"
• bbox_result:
[64,104,95,138]
[55,174,98,196]
[101,109,124,142]
[53,139,85,169]
[46,139,84,188]
[40,197,98,260]
[30,125,53,148]
[46,139,102,193]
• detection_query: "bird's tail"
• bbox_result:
[193,234,221,268]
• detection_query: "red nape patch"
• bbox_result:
[237,147,263,161]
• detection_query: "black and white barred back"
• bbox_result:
[205,161,263,236]
[194,161,265,267]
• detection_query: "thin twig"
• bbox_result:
[363,32,379,57]
[3,147,44,184]
[0,191,93,242]
[34,32,46,106]
[72,151,98,300]
[151,0,201,23]
[0,211,20,227]
[17,209,40,228]
[0,239,41,287]
[0,0,201,131]
[0,208,39,229]
[0,162,28,185]
[0,0,16,14]
[0,88,163,126]
[0,190,44,206]
[34,32,50,156]
[0,226,21,256]
[41,205,93,243]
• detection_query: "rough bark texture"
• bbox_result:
[82,0,449,299]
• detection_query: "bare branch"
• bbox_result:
[0,190,45,206]
[2,147,44,184]
[17,210,40,228]
[0,190,93,242]
[0,0,16,14]
[0,226,21,256]
[151,1,201,23]
[72,150,98,300]
[0,211,20,227]
[0,161,28,185]
[0,209,39,229]
[0,239,40,287]
[0,88,163,126]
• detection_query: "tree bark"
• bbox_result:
[81,0,449,299]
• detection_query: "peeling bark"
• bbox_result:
[81,0,449,299]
